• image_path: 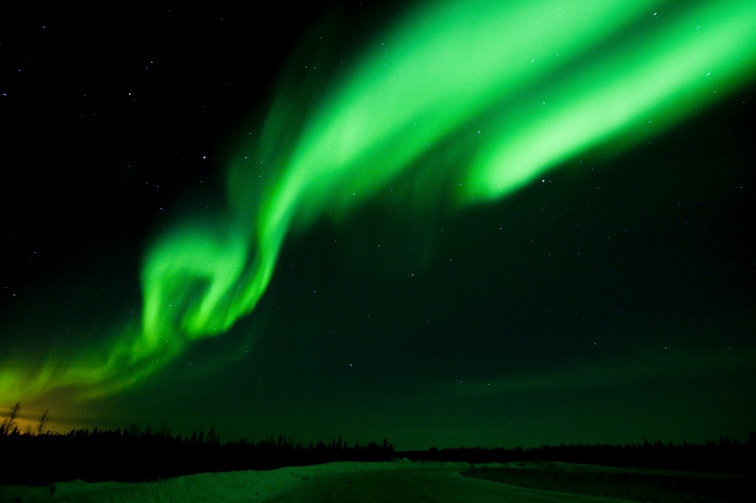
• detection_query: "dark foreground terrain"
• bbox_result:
[1,425,753,501]
[462,460,751,503]
[1,459,751,502]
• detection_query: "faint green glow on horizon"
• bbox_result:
[1,0,755,402]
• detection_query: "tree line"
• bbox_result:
[1,402,753,485]
[0,401,49,436]
[406,433,756,474]
[0,402,395,485]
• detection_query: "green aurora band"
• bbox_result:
[2,0,755,402]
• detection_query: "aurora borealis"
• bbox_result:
[2,2,755,449]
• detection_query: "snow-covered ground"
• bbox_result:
[0,459,455,503]
[1,459,743,502]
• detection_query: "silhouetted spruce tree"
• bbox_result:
[207,425,219,446]
[36,408,49,435]
[1,402,21,435]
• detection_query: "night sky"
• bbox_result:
[2,2,755,451]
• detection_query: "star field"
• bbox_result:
[1,2,754,450]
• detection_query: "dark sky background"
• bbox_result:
[1,3,754,451]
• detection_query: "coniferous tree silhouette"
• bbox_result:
[1,402,21,435]
[37,408,49,435]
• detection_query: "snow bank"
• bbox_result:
[0,458,423,503]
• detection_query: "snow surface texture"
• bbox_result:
[0,459,433,503]
[1,459,743,502]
